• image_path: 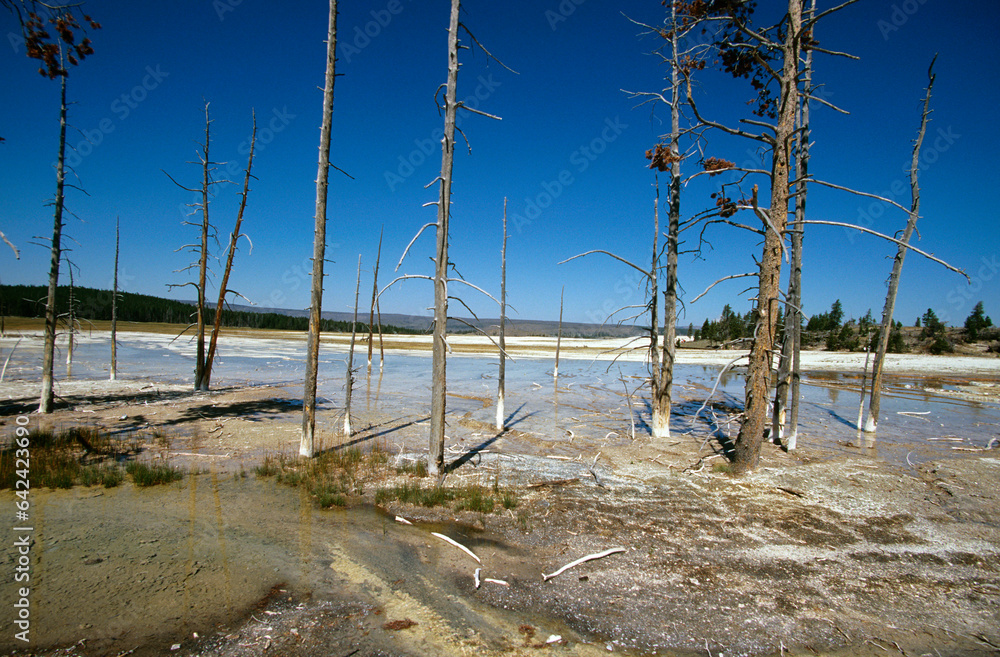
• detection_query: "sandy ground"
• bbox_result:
[1,328,999,656]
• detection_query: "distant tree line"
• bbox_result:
[0,285,423,335]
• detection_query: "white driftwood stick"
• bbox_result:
[474,567,481,589]
[542,547,626,581]
[395,515,413,525]
[432,532,481,563]
[484,577,509,586]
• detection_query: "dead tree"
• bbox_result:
[203,112,257,389]
[679,0,832,472]
[110,217,119,380]
[19,8,99,410]
[366,226,383,377]
[344,254,361,436]
[554,286,563,379]
[301,0,339,458]
[772,0,815,451]
[387,0,509,475]
[37,63,69,413]
[496,198,508,431]
[164,102,225,392]
[863,57,936,435]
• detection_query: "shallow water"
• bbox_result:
[3,332,999,466]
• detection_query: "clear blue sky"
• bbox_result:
[1,0,997,329]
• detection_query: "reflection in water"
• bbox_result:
[5,334,999,467]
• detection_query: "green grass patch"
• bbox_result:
[375,482,517,515]
[125,461,184,487]
[0,426,150,490]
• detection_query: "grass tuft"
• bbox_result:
[126,461,184,487]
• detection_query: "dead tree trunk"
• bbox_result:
[496,198,508,431]
[193,104,212,391]
[427,0,461,476]
[554,286,564,379]
[345,254,361,437]
[732,0,801,474]
[773,7,813,451]
[655,21,682,440]
[38,72,68,413]
[66,263,76,375]
[367,226,383,377]
[864,57,936,435]
[204,113,257,389]
[301,0,339,458]
[783,28,812,451]
[110,217,119,381]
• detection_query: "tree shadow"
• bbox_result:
[446,432,503,473]
[0,386,202,417]
[159,396,306,428]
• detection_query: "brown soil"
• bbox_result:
[1,382,998,657]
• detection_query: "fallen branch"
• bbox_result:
[527,478,579,489]
[432,532,481,563]
[542,546,626,581]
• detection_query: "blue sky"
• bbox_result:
[1,0,997,329]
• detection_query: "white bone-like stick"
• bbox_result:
[432,532,481,563]
[474,567,481,589]
[542,547,626,582]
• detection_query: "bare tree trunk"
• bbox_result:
[302,0,339,458]
[204,113,257,389]
[345,254,361,436]
[864,56,936,435]
[376,296,385,373]
[66,264,75,375]
[193,104,212,392]
[496,198,508,431]
[367,226,383,377]
[38,73,68,413]
[732,0,801,474]
[427,0,461,477]
[773,13,812,451]
[554,286,564,379]
[784,26,811,451]
[110,217,119,381]
[649,181,660,432]
[655,28,682,440]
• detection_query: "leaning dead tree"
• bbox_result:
[554,286,563,379]
[366,226,383,377]
[203,113,257,389]
[863,57,936,435]
[165,104,254,391]
[301,0,339,458]
[164,103,218,391]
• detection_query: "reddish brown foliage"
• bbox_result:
[702,156,735,175]
[23,10,100,78]
[646,143,682,171]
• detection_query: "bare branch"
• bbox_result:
[559,249,649,278]
[396,222,438,272]
[692,273,758,304]
[801,220,968,280]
